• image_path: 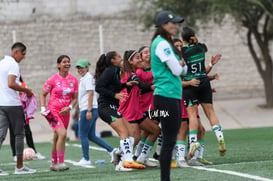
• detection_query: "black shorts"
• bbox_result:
[143,110,160,122]
[98,102,123,125]
[183,76,213,107]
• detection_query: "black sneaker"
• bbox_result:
[153,152,160,161]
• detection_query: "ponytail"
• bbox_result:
[94,51,116,81]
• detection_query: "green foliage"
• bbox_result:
[136,0,273,39]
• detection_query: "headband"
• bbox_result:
[128,51,137,61]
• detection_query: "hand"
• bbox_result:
[26,88,33,97]
[190,79,200,87]
[86,111,92,121]
[211,54,222,66]
[151,85,155,90]
[115,93,128,102]
[126,81,138,86]
[213,73,219,80]
[60,106,70,115]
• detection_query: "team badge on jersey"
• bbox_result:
[164,48,171,56]
[46,85,52,90]
[70,82,74,87]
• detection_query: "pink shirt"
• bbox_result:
[136,68,154,112]
[43,73,78,113]
[118,72,143,122]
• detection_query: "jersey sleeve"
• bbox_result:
[43,76,55,93]
[199,43,208,52]
[155,41,178,63]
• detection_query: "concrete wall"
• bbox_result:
[0,0,265,104]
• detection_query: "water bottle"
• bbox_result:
[95,160,105,165]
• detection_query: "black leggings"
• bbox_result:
[10,123,36,156]
[154,95,181,181]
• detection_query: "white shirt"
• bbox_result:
[0,56,22,106]
[78,72,98,111]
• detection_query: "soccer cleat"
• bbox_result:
[115,161,133,172]
[176,159,188,168]
[153,152,160,161]
[50,164,58,171]
[110,148,118,163]
[187,142,200,160]
[57,163,69,171]
[197,157,213,165]
[14,166,36,174]
[74,158,91,166]
[34,152,46,160]
[187,159,204,166]
[111,148,121,165]
[136,157,157,167]
[218,137,226,156]
[170,159,177,168]
[0,169,9,176]
[122,160,146,169]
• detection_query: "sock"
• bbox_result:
[189,130,198,144]
[134,137,145,157]
[198,139,205,159]
[129,136,135,151]
[156,131,163,155]
[52,151,57,164]
[139,140,154,160]
[212,125,224,139]
[57,150,65,164]
[120,138,132,161]
[176,140,186,160]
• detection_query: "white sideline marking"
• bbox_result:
[65,160,95,168]
[66,143,107,152]
[193,166,273,181]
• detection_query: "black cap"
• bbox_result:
[155,10,184,27]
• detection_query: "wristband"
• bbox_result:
[209,62,213,67]
[41,106,46,113]
[87,109,92,113]
[69,104,73,110]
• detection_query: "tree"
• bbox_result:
[137,0,273,107]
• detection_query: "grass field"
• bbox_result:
[1,127,273,181]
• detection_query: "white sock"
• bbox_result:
[176,141,186,160]
[134,138,145,157]
[139,140,154,160]
[212,125,224,139]
[120,138,132,161]
[198,142,204,159]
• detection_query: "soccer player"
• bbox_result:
[119,50,160,167]
[95,51,145,171]
[40,55,78,171]
[181,26,226,159]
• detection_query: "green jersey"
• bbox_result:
[182,43,207,81]
[151,36,182,100]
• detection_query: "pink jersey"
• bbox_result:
[118,72,143,122]
[43,73,78,129]
[136,68,154,112]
